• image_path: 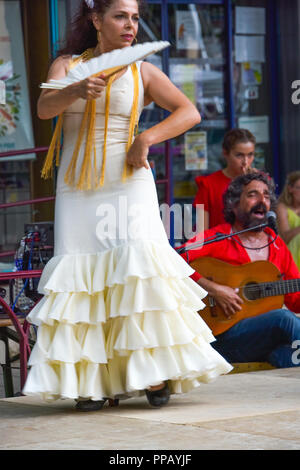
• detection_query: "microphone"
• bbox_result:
[266,210,278,234]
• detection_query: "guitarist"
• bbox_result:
[181,172,300,368]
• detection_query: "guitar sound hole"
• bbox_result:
[243,282,261,301]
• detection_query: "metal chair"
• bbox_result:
[0,270,42,396]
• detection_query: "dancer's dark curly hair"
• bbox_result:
[58,0,146,56]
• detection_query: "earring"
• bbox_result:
[134,37,138,44]
[97,30,101,45]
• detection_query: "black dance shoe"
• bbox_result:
[75,399,106,412]
[145,383,170,407]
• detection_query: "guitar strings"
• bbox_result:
[245,279,299,291]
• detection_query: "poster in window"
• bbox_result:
[235,35,265,63]
[238,116,269,144]
[0,0,35,161]
[170,63,198,105]
[242,62,262,86]
[175,11,199,50]
[185,132,207,171]
[235,7,266,35]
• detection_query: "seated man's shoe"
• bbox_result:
[75,399,106,412]
[145,382,170,407]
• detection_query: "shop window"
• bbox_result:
[0,0,35,254]
[167,3,227,243]
[138,3,168,203]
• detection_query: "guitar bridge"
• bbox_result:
[207,296,219,318]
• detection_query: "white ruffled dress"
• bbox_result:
[23,62,232,402]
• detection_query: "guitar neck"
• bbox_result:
[247,278,300,299]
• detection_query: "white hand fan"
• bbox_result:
[40,40,170,90]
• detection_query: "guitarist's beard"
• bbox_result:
[236,203,268,231]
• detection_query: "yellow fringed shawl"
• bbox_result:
[41,49,140,190]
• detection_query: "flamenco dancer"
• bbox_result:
[23,0,232,411]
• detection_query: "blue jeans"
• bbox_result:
[212,309,300,368]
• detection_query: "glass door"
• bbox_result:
[167,2,227,243]
[232,0,273,175]
[137,3,169,206]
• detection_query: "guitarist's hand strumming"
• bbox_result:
[212,284,244,318]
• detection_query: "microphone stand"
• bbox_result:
[176,221,269,255]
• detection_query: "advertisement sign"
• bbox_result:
[185,131,207,171]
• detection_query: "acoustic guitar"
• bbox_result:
[190,257,300,336]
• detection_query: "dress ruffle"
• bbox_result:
[37,240,195,295]
[23,240,232,401]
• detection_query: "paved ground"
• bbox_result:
[1,367,300,451]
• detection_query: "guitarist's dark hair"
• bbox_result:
[223,172,277,224]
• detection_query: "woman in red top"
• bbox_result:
[193,128,256,229]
